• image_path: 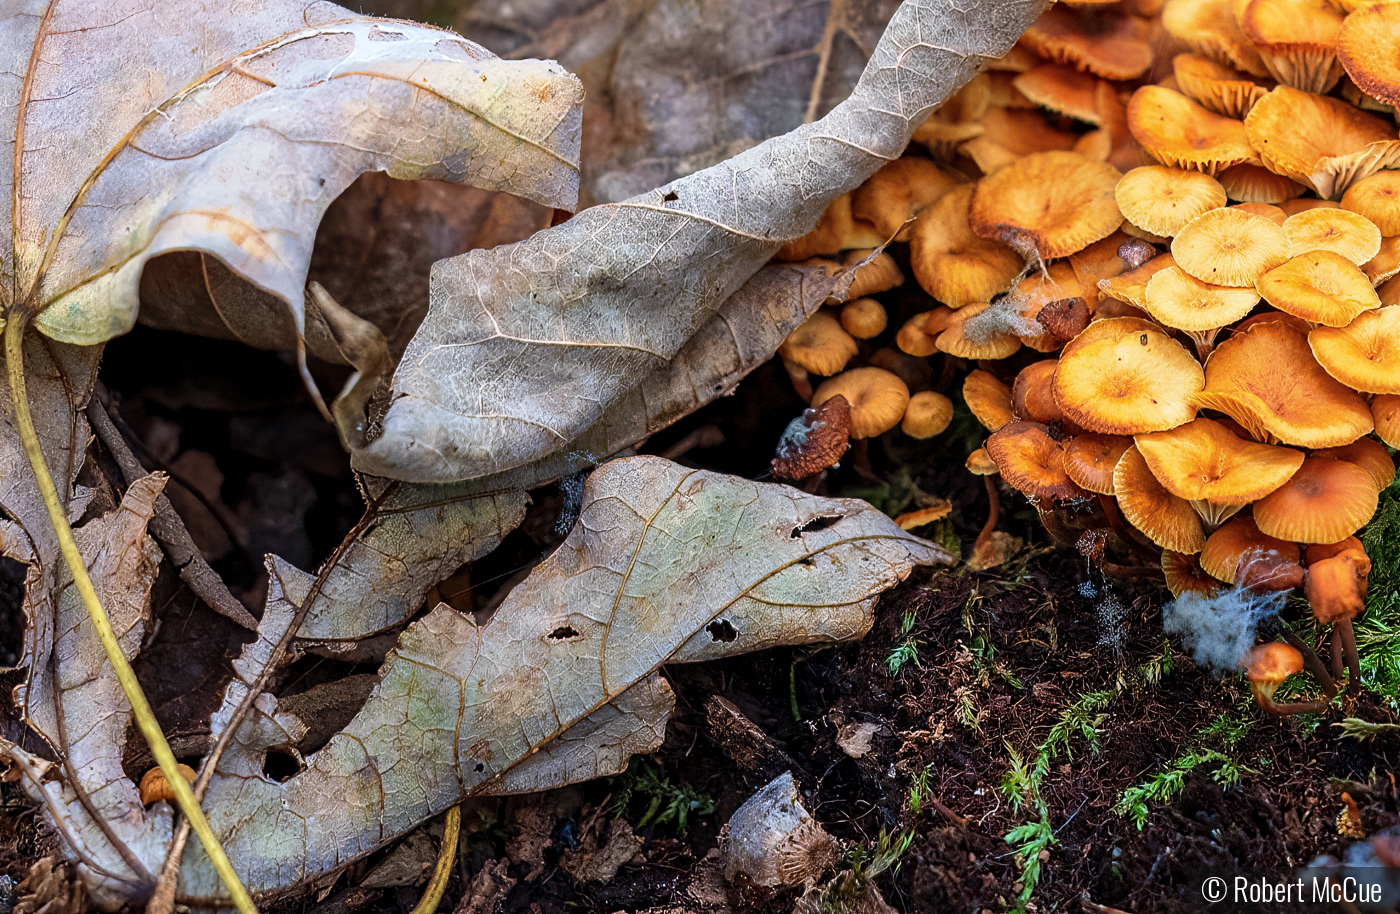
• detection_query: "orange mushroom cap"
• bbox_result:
[1116,166,1229,237]
[140,763,197,806]
[1064,433,1133,494]
[1172,52,1272,118]
[896,311,941,358]
[1201,513,1301,583]
[910,185,1024,309]
[1305,549,1370,623]
[1069,231,1137,310]
[1163,550,1224,597]
[1172,207,1291,286]
[1283,208,1383,264]
[895,503,955,531]
[851,158,963,243]
[958,107,1080,175]
[1237,0,1346,94]
[936,300,1024,360]
[1308,305,1400,394]
[840,297,888,340]
[986,420,1089,502]
[1013,360,1066,425]
[1255,250,1381,327]
[1253,456,1380,544]
[1244,641,1304,686]
[1341,171,1400,236]
[1014,65,1109,124]
[1244,86,1400,198]
[964,370,1015,433]
[843,250,905,300]
[1279,198,1341,216]
[778,311,858,376]
[970,151,1123,260]
[1127,86,1257,175]
[1313,438,1396,492]
[1217,164,1308,205]
[1144,265,1260,332]
[1098,251,1177,308]
[1194,319,1375,447]
[777,194,884,261]
[1232,202,1289,225]
[1338,2,1400,106]
[902,391,955,439]
[1022,5,1155,80]
[811,368,910,439]
[1113,444,1207,552]
[1135,417,1305,504]
[967,446,1000,476]
[1363,235,1400,285]
[1053,317,1205,434]
[1161,0,1270,77]
[1374,394,1400,447]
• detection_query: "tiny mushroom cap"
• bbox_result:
[851,158,962,242]
[985,421,1088,502]
[1279,198,1341,216]
[1126,86,1257,175]
[1021,6,1155,80]
[1162,550,1223,597]
[1338,2,1400,106]
[1098,252,1178,308]
[1255,251,1381,327]
[1243,86,1399,197]
[1364,235,1400,285]
[1171,207,1291,286]
[1253,456,1380,544]
[966,446,1000,476]
[1014,64,1107,124]
[902,391,955,439]
[778,311,858,376]
[895,503,954,531]
[1161,0,1269,78]
[909,185,1025,309]
[1113,444,1207,553]
[140,763,197,806]
[1305,536,1368,566]
[897,311,942,357]
[1314,438,1396,492]
[840,298,888,340]
[1172,53,1271,118]
[1375,395,1400,447]
[1193,319,1375,447]
[969,151,1123,259]
[1341,171,1400,235]
[958,107,1080,175]
[1217,164,1308,206]
[1135,417,1305,505]
[1283,208,1382,264]
[1200,513,1301,583]
[1013,360,1066,425]
[843,250,905,300]
[1308,305,1400,394]
[1144,265,1260,333]
[935,300,1024,360]
[1237,0,1345,94]
[1304,547,1371,624]
[1051,317,1205,435]
[811,368,910,440]
[1116,166,1228,237]
[1232,202,1289,225]
[963,369,1015,432]
[1244,641,1304,691]
[1063,433,1133,494]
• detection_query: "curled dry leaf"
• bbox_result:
[7,457,948,904]
[352,0,1053,483]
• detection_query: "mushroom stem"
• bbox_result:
[1035,503,1078,547]
[1188,328,1220,362]
[1281,630,1339,699]
[1096,494,1160,565]
[851,438,878,482]
[1251,688,1331,716]
[1331,630,1344,682]
[1338,619,1363,696]
[974,475,1001,555]
[783,358,814,402]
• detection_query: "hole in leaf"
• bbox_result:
[705,619,737,643]
[548,625,581,641]
[662,191,678,202]
[262,748,302,783]
[798,556,816,567]
[0,558,27,669]
[474,762,485,773]
[791,514,842,538]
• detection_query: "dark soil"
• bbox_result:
[1,303,1394,914]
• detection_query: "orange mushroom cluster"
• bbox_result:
[769,0,1400,706]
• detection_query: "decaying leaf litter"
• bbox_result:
[1,1,1398,913]
[0,0,1049,909]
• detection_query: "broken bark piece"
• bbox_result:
[704,696,797,779]
[452,859,516,914]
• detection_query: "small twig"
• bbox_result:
[86,384,257,631]
[927,796,970,828]
[409,805,461,914]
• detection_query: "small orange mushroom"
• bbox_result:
[1172,206,1291,286]
[851,158,962,243]
[778,311,858,400]
[1143,265,1259,356]
[1127,86,1258,175]
[1308,305,1400,394]
[1282,208,1382,264]
[1097,251,1177,308]
[1338,2,1400,106]
[1021,5,1155,80]
[843,250,905,300]
[1161,0,1269,78]
[1255,250,1381,327]
[140,763,197,806]
[901,391,954,439]
[1013,360,1066,425]
[1374,394,1400,447]
[935,300,1024,361]
[1237,0,1345,93]
[1244,86,1400,198]
[1313,438,1396,492]
[1200,513,1301,584]
[970,151,1123,260]
[1052,317,1204,434]
[985,420,1088,502]
[1162,550,1223,597]
[1112,444,1206,553]
[1341,170,1400,236]
[839,298,888,340]
[1172,52,1271,118]
[811,368,910,440]
[963,370,1015,433]
[777,194,884,261]
[1253,456,1380,544]
[1116,166,1228,237]
[909,185,1024,309]
[1244,642,1329,715]
[1063,433,1133,494]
